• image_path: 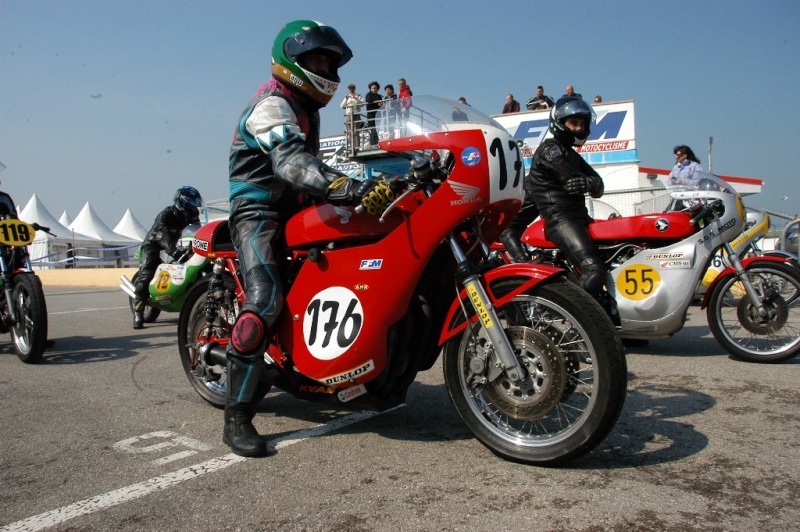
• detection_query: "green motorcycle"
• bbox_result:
[120,246,210,324]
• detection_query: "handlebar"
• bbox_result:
[689,200,721,227]
[31,222,56,237]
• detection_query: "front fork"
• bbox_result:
[0,253,16,326]
[447,233,526,382]
[722,242,768,317]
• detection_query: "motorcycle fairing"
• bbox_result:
[608,205,744,337]
[149,252,207,312]
[522,212,695,248]
[278,126,525,386]
[191,220,237,259]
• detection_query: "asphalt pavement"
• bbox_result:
[1,286,799,531]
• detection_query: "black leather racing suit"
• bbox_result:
[134,205,193,307]
[505,136,606,294]
[226,77,344,404]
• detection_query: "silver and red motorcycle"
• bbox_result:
[504,172,800,363]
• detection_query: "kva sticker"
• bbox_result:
[303,286,364,360]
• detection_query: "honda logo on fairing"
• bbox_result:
[448,181,482,206]
[655,218,670,232]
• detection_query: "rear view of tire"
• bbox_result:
[11,272,48,364]
[707,261,800,363]
[178,276,270,408]
[128,272,161,323]
[443,278,627,465]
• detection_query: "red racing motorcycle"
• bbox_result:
[177,96,626,465]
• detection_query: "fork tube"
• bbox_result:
[0,254,15,323]
[722,242,767,317]
[446,233,526,382]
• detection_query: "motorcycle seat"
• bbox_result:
[522,212,695,248]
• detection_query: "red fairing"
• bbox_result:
[522,212,695,248]
[191,220,237,259]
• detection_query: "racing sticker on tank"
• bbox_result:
[461,147,482,167]
[616,264,662,301]
[304,286,364,360]
[655,218,670,232]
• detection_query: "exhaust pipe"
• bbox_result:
[198,342,228,367]
[119,275,136,298]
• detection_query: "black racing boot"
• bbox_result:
[132,297,145,329]
[498,228,530,263]
[223,399,268,457]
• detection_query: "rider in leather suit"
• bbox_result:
[133,186,202,329]
[224,20,388,457]
[500,97,611,304]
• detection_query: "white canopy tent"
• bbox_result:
[18,194,99,268]
[68,202,139,267]
[113,208,148,241]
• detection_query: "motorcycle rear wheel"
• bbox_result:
[178,276,271,408]
[11,272,48,364]
[128,272,161,323]
[707,261,800,363]
[443,278,627,465]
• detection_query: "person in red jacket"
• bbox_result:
[397,77,413,136]
[502,93,520,114]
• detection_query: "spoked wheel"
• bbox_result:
[128,272,161,323]
[11,272,48,364]
[177,276,270,408]
[707,261,800,363]
[443,278,627,466]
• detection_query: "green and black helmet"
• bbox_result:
[271,20,353,105]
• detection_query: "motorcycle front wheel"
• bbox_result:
[443,278,627,466]
[178,276,270,408]
[128,272,161,323]
[11,272,48,364]
[707,261,800,363]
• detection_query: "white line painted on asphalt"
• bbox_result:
[0,406,403,532]
[49,306,129,315]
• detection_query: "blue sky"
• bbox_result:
[1,0,798,227]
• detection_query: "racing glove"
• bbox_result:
[564,175,602,197]
[327,177,395,215]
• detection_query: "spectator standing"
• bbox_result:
[563,85,582,98]
[526,85,554,111]
[458,96,470,106]
[593,95,603,104]
[365,81,383,146]
[668,145,703,184]
[383,84,398,138]
[65,243,75,268]
[451,106,468,121]
[398,77,413,136]
[502,93,520,114]
[340,83,363,149]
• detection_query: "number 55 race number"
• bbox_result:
[616,264,662,301]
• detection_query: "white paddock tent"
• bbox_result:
[113,208,148,241]
[18,194,99,269]
[67,202,140,267]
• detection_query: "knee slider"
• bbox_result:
[231,311,267,354]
